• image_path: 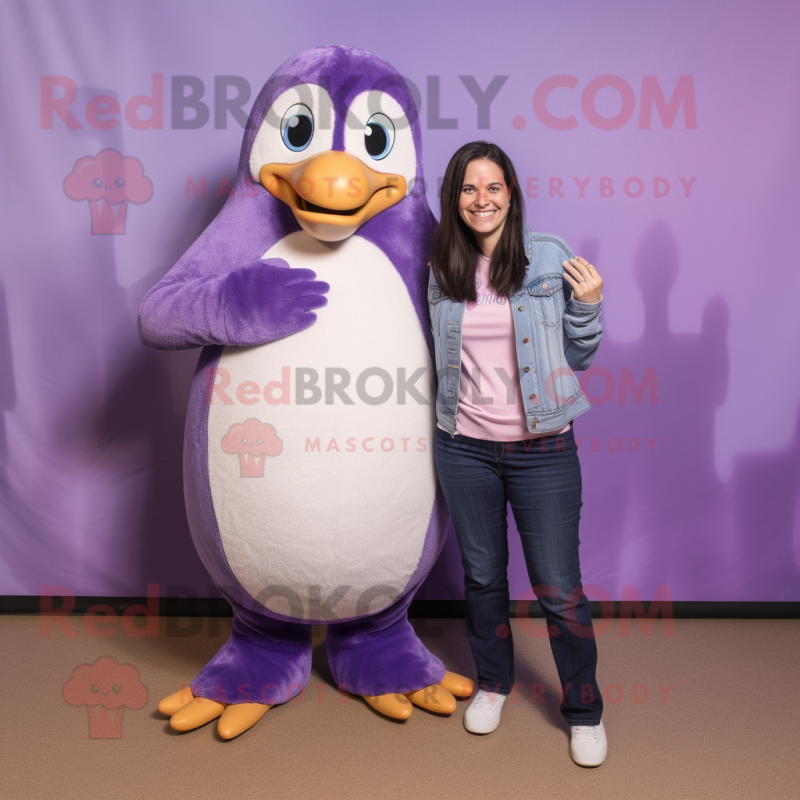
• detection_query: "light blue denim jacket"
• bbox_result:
[428,224,602,437]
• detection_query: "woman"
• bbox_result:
[429,141,606,767]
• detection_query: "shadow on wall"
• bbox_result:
[729,403,800,601]
[422,220,800,602]
[41,104,233,593]
[0,277,21,574]
[577,221,731,600]
[54,176,233,594]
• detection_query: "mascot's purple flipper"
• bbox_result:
[139,45,473,738]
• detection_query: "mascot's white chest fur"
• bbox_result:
[207,231,436,621]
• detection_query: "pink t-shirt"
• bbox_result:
[455,255,570,442]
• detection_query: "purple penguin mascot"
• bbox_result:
[139,45,474,739]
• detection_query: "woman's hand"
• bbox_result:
[562,257,603,304]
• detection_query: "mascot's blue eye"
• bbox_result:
[281,104,314,152]
[114,178,125,188]
[364,113,395,160]
[93,178,102,188]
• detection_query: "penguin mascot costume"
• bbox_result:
[139,45,473,739]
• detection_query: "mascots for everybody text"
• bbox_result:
[139,45,473,739]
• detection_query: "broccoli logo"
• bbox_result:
[64,149,153,234]
[62,656,148,738]
[221,418,283,477]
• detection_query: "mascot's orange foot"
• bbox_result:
[217,703,271,739]
[158,688,270,739]
[362,671,475,720]
[439,671,477,698]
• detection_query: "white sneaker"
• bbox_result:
[463,689,508,734]
[569,719,607,767]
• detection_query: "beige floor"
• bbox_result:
[2,615,798,800]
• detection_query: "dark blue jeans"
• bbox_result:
[434,423,603,725]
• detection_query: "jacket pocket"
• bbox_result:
[526,274,563,327]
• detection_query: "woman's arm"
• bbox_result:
[561,256,603,371]
[562,295,603,372]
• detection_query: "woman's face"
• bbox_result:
[458,158,511,239]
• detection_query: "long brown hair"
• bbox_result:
[430,141,528,302]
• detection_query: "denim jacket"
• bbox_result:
[428,224,602,437]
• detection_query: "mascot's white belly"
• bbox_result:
[207,231,436,621]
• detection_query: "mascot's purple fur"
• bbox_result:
[139,45,451,706]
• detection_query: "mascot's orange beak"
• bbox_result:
[259,152,406,242]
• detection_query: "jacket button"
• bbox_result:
[524,366,530,373]
[529,393,536,400]
[542,283,548,290]
[523,338,529,344]
[518,305,525,311]
[531,420,538,429]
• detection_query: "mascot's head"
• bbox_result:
[237,45,424,243]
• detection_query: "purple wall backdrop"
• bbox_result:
[1,1,798,602]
